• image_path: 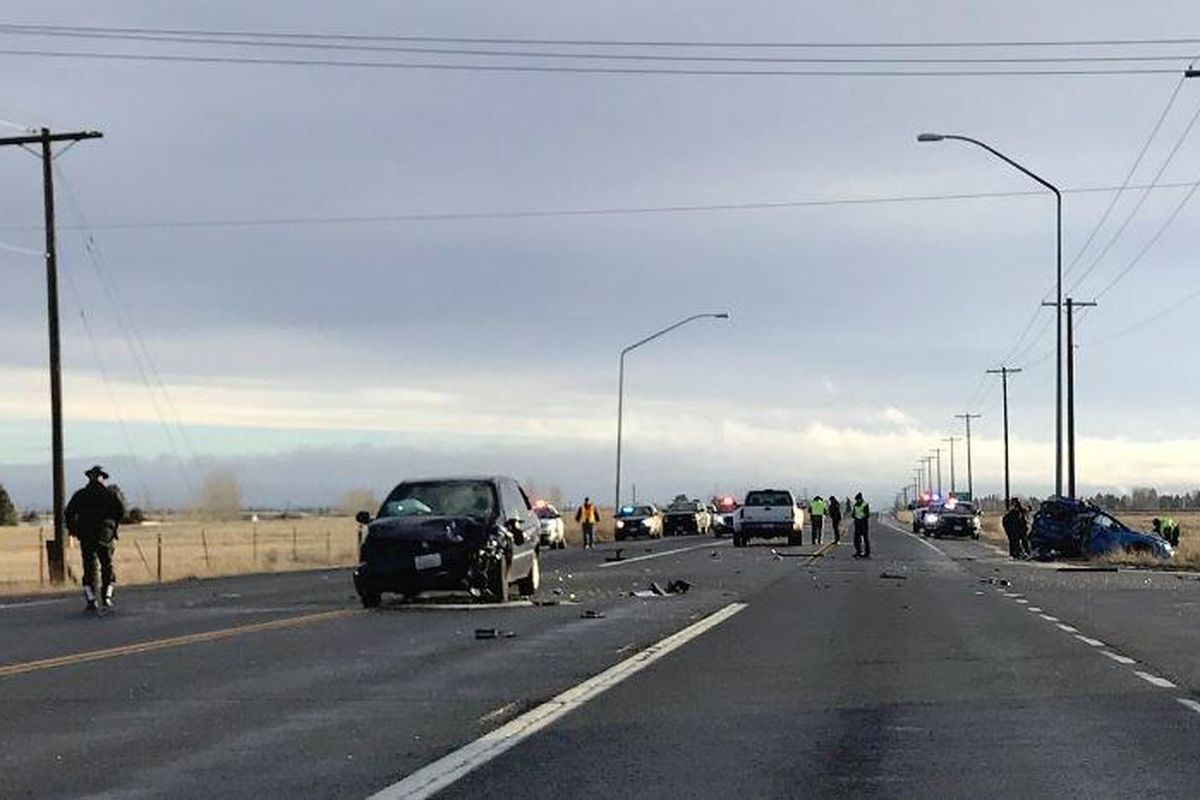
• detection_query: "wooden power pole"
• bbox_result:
[0,127,103,582]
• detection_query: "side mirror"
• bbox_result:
[355,510,371,525]
[507,518,526,545]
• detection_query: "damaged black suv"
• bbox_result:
[353,476,541,607]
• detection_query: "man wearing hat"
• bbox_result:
[65,465,126,611]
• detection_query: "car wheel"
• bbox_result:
[732,534,743,547]
[359,591,381,609]
[517,551,540,596]
[488,557,510,604]
[787,534,801,547]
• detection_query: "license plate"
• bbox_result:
[414,553,442,571]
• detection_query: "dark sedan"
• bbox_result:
[916,501,982,539]
[614,505,663,540]
[353,476,541,606]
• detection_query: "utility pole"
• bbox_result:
[930,448,943,498]
[954,413,982,500]
[942,436,960,495]
[987,366,1023,505]
[0,127,103,583]
[1045,298,1097,499]
[920,456,934,496]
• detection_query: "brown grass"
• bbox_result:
[0,516,359,595]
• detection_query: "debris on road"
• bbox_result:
[474,628,517,640]
[630,579,692,598]
[1056,566,1117,573]
[879,573,908,581]
[580,609,605,619]
[605,549,625,563]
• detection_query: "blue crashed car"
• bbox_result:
[1030,498,1173,561]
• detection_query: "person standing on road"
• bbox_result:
[1001,500,1029,559]
[852,492,871,558]
[809,495,826,545]
[575,498,600,549]
[827,495,842,544]
[65,465,126,611]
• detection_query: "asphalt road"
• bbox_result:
[3,521,1200,798]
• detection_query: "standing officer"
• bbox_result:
[575,497,600,549]
[852,492,871,558]
[827,495,843,544]
[65,465,126,611]
[809,495,826,545]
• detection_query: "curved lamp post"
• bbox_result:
[614,312,730,513]
[917,132,1063,498]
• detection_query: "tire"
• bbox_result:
[359,591,381,609]
[733,534,744,548]
[787,534,801,547]
[517,551,540,596]
[488,557,510,604]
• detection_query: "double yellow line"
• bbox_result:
[0,608,358,679]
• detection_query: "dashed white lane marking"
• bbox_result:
[1101,651,1137,665]
[999,587,1197,714]
[1134,671,1177,689]
[597,540,730,569]
[366,602,748,800]
[1177,698,1200,715]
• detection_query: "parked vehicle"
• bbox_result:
[916,499,982,539]
[1030,498,1173,561]
[353,476,541,607]
[534,501,566,549]
[662,496,711,536]
[733,489,804,547]
[614,504,663,540]
[710,495,740,537]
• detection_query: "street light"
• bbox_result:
[614,312,730,513]
[917,132,1064,498]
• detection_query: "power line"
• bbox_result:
[1094,175,1200,299]
[1086,284,1200,345]
[1062,75,1189,290]
[0,47,1181,76]
[0,28,1196,65]
[1067,88,1200,295]
[2,23,1199,49]
[1,181,1196,233]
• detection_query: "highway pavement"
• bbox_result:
[3,521,1200,798]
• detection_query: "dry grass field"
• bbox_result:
[0,516,360,596]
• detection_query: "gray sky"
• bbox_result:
[3,1,1200,508]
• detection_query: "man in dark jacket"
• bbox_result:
[1001,500,1028,559]
[827,495,843,544]
[65,465,126,610]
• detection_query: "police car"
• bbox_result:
[533,501,566,549]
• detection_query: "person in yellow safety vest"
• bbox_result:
[809,496,827,545]
[575,498,600,549]
[1160,516,1180,547]
[852,492,871,559]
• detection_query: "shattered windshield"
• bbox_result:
[378,481,497,519]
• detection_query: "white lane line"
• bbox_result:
[1177,698,1200,715]
[1075,635,1107,647]
[1101,651,1137,665]
[0,598,67,611]
[883,518,947,557]
[1134,670,1177,689]
[1015,598,1029,604]
[1056,623,1079,633]
[1027,607,1042,613]
[598,540,729,569]
[366,602,748,800]
[1040,614,1059,622]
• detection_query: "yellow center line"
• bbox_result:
[0,608,359,678]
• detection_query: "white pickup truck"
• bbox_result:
[732,489,805,547]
